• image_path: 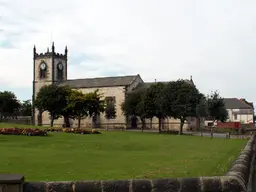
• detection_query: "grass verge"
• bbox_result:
[0,129,247,181]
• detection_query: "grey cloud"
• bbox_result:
[1,0,256,103]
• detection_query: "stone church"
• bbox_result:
[32,43,200,130]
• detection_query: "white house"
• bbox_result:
[224,98,254,124]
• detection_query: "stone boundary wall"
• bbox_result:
[23,176,248,192]
[2,135,255,192]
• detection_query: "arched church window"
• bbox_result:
[39,62,47,79]
[57,63,64,80]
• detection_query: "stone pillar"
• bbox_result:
[0,174,24,192]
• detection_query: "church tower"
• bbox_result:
[32,42,68,125]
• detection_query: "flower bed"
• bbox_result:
[0,128,47,136]
[44,128,101,134]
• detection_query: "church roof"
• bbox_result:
[57,74,139,88]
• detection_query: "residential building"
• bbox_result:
[224,98,254,124]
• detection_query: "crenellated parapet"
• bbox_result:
[34,52,52,59]
[34,52,67,59]
[54,52,67,59]
[33,42,68,60]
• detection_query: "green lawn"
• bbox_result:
[0,127,247,181]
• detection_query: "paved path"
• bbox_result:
[98,128,241,138]
[185,132,228,138]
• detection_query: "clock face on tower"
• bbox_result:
[58,63,63,70]
[40,63,46,70]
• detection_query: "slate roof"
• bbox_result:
[240,99,254,109]
[57,74,139,88]
[223,98,253,109]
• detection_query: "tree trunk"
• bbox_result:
[179,119,185,135]
[64,116,70,128]
[158,118,162,133]
[197,117,200,131]
[37,110,42,126]
[198,118,203,137]
[210,120,215,139]
[107,119,109,131]
[131,115,137,129]
[125,115,129,130]
[78,117,81,128]
[150,118,152,129]
[141,118,145,132]
[50,115,54,127]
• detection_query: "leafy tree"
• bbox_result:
[196,94,208,136]
[104,102,116,130]
[206,91,228,139]
[121,91,139,117]
[84,90,105,127]
[0,91,20,119]
[163,80,201,135]
[144,82,166,133]
[66,90,88,128]
[59,86,73,128]
[20,100,32,116]
[196,94,208,118]
[207,91,228,124]
[34,84,72,127]
[135,98,148,131]
[121,87,147,131]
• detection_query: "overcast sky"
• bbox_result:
[0,0,256,104]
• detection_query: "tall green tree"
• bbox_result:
[144,82,166,133]
[196,94,208,136]
[0,91,20,119]
[206,91,228,139]
[196,94,208,118]
[84,90,105,127]
[20,99,32,116]
[136,98,148,131]
[60,86,75,128]
[207,91,228,124]
[163,80,201,134]
[34,84,72,127]
[104,102,116,130]
[121,87,147,130]
[66,90,89,128]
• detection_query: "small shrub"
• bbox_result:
[0,128,47,136]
